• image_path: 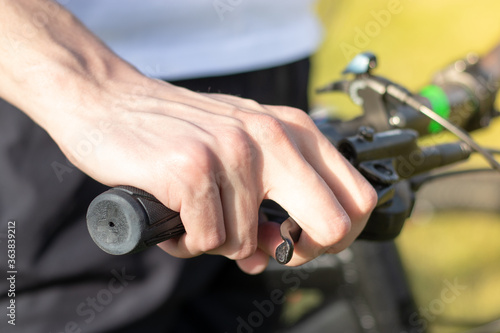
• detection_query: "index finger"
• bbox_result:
[261,146,352,265]
[253,110,375,265]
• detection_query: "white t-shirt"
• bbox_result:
[61,0,323,80]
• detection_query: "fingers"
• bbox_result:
[273,106,376,217]
[154,92,376,271]
[203,127,261,259]
[245,106,377,266]
[157,169,226,258]
[159,125,261,260]
[277,106,377,219]
[205,169,260,260]
[264,161,352,265]
[292,120,377,252]
[204,99,372,263]
[236,247,270,275]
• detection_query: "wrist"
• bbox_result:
[12,48,142,127]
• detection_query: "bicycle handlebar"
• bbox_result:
[86,52,498,260]
[86,185,184,255]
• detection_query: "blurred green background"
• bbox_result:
[310,1,500,332]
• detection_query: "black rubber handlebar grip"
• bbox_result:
[86,186,185,255]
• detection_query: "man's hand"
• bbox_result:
[0,0,377,274]
[56,78,377,274]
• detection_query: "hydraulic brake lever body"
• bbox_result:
[338,127,470,239]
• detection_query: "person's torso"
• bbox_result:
[62,0,322,79]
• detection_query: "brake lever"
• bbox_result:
[275,217,302,265]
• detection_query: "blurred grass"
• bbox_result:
[311,1,500,332]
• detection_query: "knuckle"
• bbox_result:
[361,184,378,214]
[225,106,246,119]
[167,150,217,198]
[173,142,214,177]
[218,127,252,165]
[197,231,226,253]
[240,97,264,111]
[227,241,257,260]
[273,105,309,123]
[318,213,352,246]
[353,181,378,219]
[248,113,291,145]
[334,213,352,240]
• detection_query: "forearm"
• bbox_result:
[0,0,140,132]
